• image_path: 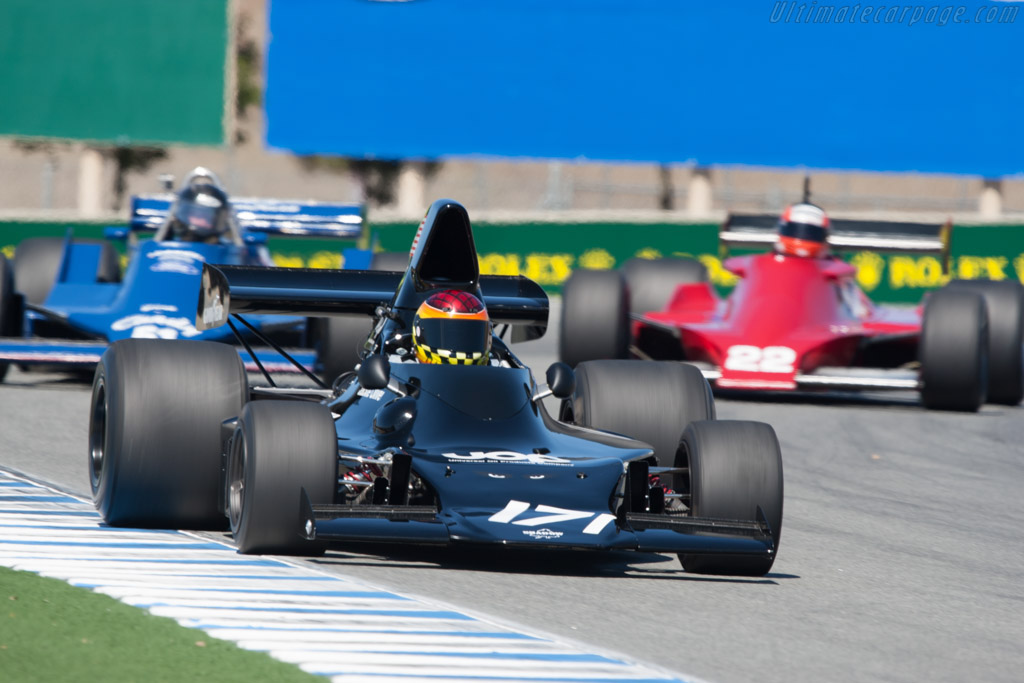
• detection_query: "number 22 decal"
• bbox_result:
[724,345,797,373]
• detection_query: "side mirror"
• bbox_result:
[373,396,417,440]
[546,362,576,399]
[358,355,391,390]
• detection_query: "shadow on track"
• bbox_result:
[310,541,797,585]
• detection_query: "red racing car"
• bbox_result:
[560,204,1024,412]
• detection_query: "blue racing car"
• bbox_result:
[0,168,375,382]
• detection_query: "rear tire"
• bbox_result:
[946,280,1024,405]
[311,251,402,380]
[559,269,628,367]
[96,242,122,284]
[676,420,784,576]
[311,316,369,382]
[14,237,122,305]
[919,288,988,412]
[13,238,64,305]
[568,360,714,467]
[621,257,707,317]
[89,339,247,528]
[228,400,337,555]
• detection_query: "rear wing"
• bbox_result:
[195,263,549,337]
[129,194,364,239]
[721,213,952,269]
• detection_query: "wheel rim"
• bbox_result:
[88,379,106,494]
[227,428,247,532]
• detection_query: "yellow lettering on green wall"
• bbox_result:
[478,253,575,284]
[272,254,306,268]
[957,255,1008,281]
[633,248,662,260]
[577,248,615,270]
[307,251,343,269]
[696,254,739,287]
[849,251,885,291]
[524,254,575,285]
[889,256,949,288]
[478,253,521,276]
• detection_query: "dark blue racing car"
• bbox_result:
[87,198,785,577]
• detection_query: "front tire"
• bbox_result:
[228,400,337,555]
[567,360,714,468]
[676,420,784,576]
[559,269,629,367]
[919,288,988,412]
[89,339,247,528]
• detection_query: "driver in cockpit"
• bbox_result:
[411,290,492,365]
[164,182,233,245]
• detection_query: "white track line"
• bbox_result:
[0,471,698,683]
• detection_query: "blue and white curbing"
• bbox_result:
[0,470,697,683]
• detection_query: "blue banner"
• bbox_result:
[266,0,1022,176]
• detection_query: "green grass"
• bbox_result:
[0,566,325,682]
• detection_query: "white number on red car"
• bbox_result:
[724,345,797,373]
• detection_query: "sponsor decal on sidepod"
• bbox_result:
[443,451,572,466]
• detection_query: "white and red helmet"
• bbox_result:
[777,203,830,258]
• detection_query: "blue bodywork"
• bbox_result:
[0,193,368,374]
[198,198,777,560]
[320,363,772,555]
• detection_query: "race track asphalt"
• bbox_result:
[2,297,1022,683]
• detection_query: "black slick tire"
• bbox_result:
[311,316,370,383]
[676,420,783,577]
[559,269,628,367]
[96,242,122,284]
[946,279,1024,405]
[14,237,122,305]
[89,339,247,528]
[311,251,403,380]
[919,288,988,412]
[621,257,708,317]
[568,360,714,468]
[228,400,337,555]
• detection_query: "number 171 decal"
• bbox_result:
[488,500,616,535]
[724,345,797,373]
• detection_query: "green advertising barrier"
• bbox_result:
[3,220,1024,305]
[372,220,1024,305]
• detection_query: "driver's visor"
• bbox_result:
[175,203,221,231]
[414,318,491,357]
[779,221,827,243]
